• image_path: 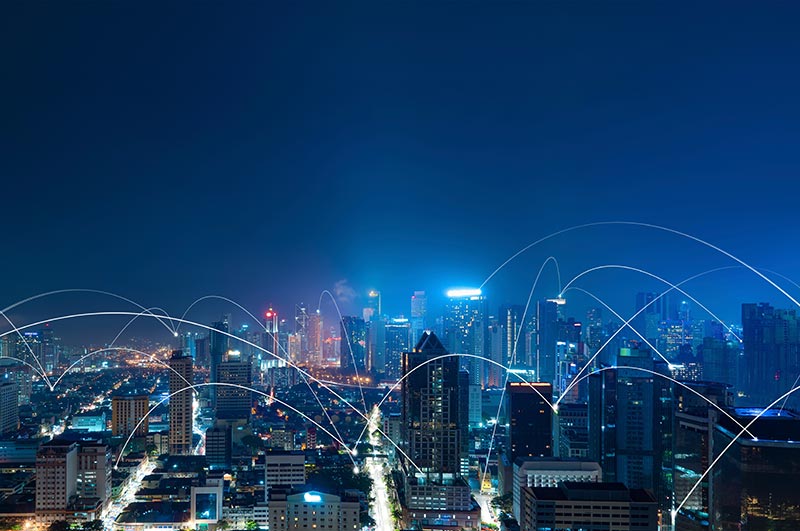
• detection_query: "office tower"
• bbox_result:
[35,440,78,524]
[295,303,309,362]
[77,441,112,507]
[519,482,658,531]
[444,288,488,385]
[267,488,360,531]
[699,336,738,387]
[339,316,366,376]
[367,316,387,374]
[555,402,588,459]
[709,408,800,530]
[507,381,553,462]
[411,291,427,344]
[216,350,252,421]
[0,382,18,435]
[195,335,210,368]
[635,291,667,344]
[40,326,58,372]
[741,303,800,407]
[209,317,229,405]
[512,459,601,523]
[672,381,732,526]
[364,290,381,322]
[112,390,150,437]
[658,319,691,361]
[400,332,479,529]
[588,348,674,513]
[15,331,42,373]
[534,299,559,385]
[263,307,280,357]
[385,318,411,380]
[500,304,527,368]
[181,331,198,360]
[0,360,31,406]
[487,318,505,388]
[169,350,194,455]
[584,307,605,351]
[264,451,306,500]
[206,424,232,470]
[308,310,323,366]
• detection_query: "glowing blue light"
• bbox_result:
[304,493,322,503]
[446,288,482,298]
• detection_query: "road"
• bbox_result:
[475,492,498,525]
[367,406,393,531]
[102,458,156,529]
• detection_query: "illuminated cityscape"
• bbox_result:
[3,2,800,531]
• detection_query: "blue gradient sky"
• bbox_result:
[2,2,800,337]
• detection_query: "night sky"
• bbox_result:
[3,2,800,339]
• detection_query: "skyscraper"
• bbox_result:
[0,382,18,435]
[385,318,411,380]
[364,290,381,322]
[216,349,252,421]
[209,317,229,406]
[507,381,553,462]
[169,350,194,456]
[741,302,800,407]
[400,332,479,529]
[339,316,366,376]
[35,440,78,525]
[410,291,427,345]
[534,299,560,385]
[588,348,674,514]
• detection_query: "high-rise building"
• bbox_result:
[364,290,382,322]
[169,350,194,455]
[672,381,732,525]
[507,382,553,462]
[487,318,505,388]
[0,382,18,435]
[500,304,527,368]
[367,317,387,374]
[385,318,411,380]
[709,407,800,530]
[339,316,366,376]
[112,390,150,437]
[206,424,232,470]
[35,440,78,524]
[400,332,479,529]
[410,291,427,345]
[699,337,739,388]
[444,288,487,385]
[554,402,588,459]
[0,360,31,406]
[295,303,309,363]
[216,350,252,421]
[534,299,560,385]
[588,348,674,514]
[209,317,229,406]
[77,441,112,508]
[308,310,323,366]
[741,303,800,407]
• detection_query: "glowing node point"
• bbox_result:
[553,404,559,414]
[173,332,179,337]
[353,466,359,474]
[351,448,358,456]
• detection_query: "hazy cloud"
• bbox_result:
[333,279,357,305]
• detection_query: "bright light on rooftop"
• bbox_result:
[446,288,482,298]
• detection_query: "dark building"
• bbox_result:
[588,348,674,515]
[710,407,800,530]
[741,303,800,407]
[534,299,559,385]
[673,381,733,527]
[698,337,739,388]
[216,350,252,421]
[339,316,366,376]
[399,332,478,529]
[384,318,411,380]
[507,381,553,462]
[209,317,229,406]
[519,481,658,531]
[205,424,232,470]
[554,402,588,459]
